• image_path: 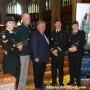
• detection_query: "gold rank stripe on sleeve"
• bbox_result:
[57,47,62,51]
[2,40,8,43]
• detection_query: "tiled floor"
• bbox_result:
[26,75,90,90]
[0,53,90,90]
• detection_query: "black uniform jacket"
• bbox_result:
[68,30,86,55]
[50,29,68,55]
[1,29,21,67]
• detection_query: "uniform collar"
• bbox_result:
[56,28,61,32]
[73,30,78,33]
[72,30,78,34]
[6,28,13,33]
[22,23,28,27]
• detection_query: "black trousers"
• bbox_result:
[51,54,64,84]
[33,61,46,89]
[68,53,82,85]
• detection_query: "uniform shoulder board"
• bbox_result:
[2,34,6,39]
[1,30,6,39]
[1,31,8,43]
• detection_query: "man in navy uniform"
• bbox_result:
[1,16,23,88]
[50,19,68,86]
[31,20,49,90]
[67,21,86,87]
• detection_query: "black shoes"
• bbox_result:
[35,87,45,90]
[42,83,47,88]
[67,82,81,87]
[35,84,46,90]
[50,82,57,86]
[67,82,75,85]
[77,84,81,87]
[42,83,46,86]
[50,82,64,86]
[60,83,64,86]
[35,88,41,90]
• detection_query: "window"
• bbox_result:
[62,0,72,6]
[28,0,39,13]
[8,0,22,15]
[45,0,51,10]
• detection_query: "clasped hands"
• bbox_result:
[34,58,39,63]
[17,44,23,51]
[68,46,77,52]
[52,49,58,56]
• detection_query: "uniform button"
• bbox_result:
[13,44,16,47]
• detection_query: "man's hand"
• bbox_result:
[72,46,77,52]
[68,46,77,52]
[17,45,23,51]
[35,58,39,63]
[52,49,58,56]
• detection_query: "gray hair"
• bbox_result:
[36,20,46,26]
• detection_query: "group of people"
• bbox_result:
[1,13,31,90]
[0,13,86,90]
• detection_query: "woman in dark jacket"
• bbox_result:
[1,16,23,88]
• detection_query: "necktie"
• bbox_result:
[42,33,49,44]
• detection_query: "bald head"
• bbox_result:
[22,13,31,26]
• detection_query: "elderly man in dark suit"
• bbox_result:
[31,20,49,90]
